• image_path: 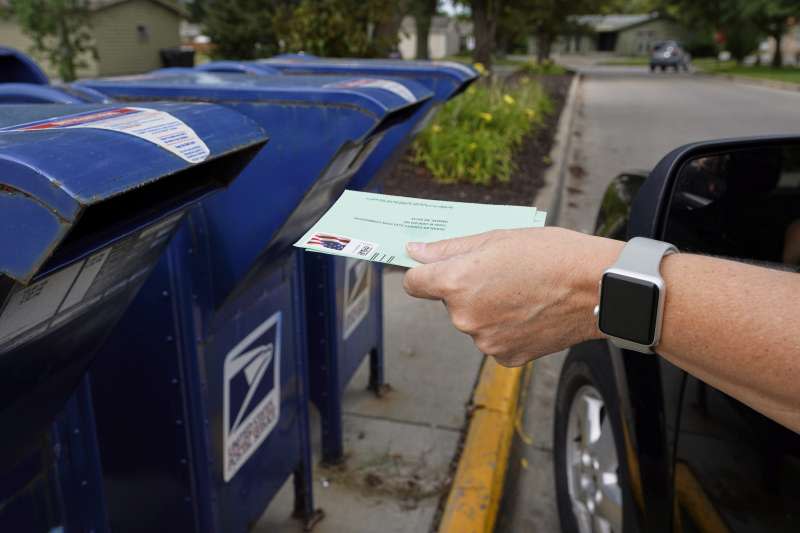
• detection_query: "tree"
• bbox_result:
[276,0,403,57]
[742,0,796,67]
[469,0,502,68]
[664,0,760,64]
[518,0,602,63]
[185,0,208,23]
[9,0,95,82]
[412,0,438,59]
[204,0,286,59]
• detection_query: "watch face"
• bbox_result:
[598,272,659,345]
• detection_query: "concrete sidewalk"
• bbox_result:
[257,269,484,532]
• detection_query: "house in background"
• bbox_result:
[0,0,185,79]
[398,15,473,59]
[529,13,690,56]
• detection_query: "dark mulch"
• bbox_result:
[383,73,573,206]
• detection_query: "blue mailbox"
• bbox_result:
[0,46,49,84]
[76,72,431,531]
[196,58,477,462]
[260,55,478,188]
[0,82,110,104]
[0,103,267,532]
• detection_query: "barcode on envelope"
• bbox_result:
[356,243,373,256]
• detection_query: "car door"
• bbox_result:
[652,141,800,532]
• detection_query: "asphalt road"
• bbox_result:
[497,64,800,532]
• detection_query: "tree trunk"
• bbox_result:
[415,16,431,59]
[536,33,552,63]
[372,0,410,57]
[772,29,784,68]
[58,14,76,82]
[471,0,497,69]
[414,0,436,60]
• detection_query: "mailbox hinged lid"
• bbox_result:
[0,103,267,284]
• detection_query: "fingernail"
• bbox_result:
[406,242,424,254]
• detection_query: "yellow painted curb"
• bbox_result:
[438,358,524,533]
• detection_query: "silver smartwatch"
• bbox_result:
[594,237,678,353]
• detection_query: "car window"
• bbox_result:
[664,145,800,264]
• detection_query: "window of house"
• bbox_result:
[137,24,150,43]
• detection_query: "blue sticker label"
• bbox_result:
[223,312,281,482]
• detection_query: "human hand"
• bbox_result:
[402,227,623,366]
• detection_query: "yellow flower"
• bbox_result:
[473,62,487,75]
[468,142,478,151]
[503,94,515,105]
[431,123,442,133]
[525,108,536,119]
[479,112,493,123]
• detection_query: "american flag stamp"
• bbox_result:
[306,233,377,258]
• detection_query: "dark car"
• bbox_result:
[553,137,800,533]
[650,40,690,72]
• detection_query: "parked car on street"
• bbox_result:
[553,137,800,533]
[650,40,690,72]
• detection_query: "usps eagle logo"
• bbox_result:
[307,233,351,251]
[223,312,281,482]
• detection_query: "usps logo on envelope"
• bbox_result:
[223,312,281,482]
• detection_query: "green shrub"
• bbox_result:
[412,78,552,185]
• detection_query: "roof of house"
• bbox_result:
[89,0,186,17]
[572,13,660,33]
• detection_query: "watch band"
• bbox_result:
[603,237,678,354]
[612,237,678,273]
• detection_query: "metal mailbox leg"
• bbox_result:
[367,264,387,397]
[292,253,324,529]
[320,256,345,465]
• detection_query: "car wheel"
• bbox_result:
[649,64,655,72]
[660,65,666,71]
[554,347,630,533]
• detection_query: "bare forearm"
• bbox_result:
[402,227,800,431]
[585,250,800,431]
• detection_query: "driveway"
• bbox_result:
[497,63,800,532]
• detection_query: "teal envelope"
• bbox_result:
[295,190,547,268]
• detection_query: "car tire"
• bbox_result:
[660,65,666,72]
[554,346,637,533]
[649,64,656,72]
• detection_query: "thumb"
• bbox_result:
[406,231,498,264]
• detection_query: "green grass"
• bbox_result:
[694,58,800,84]
[442,54,528,67]
[412,78,552,185]
[597,56,651,66]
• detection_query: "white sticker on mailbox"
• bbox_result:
[223,312,282,482]
[0,211,187,351]
[343,258,372,340]
[12,107,210,163]
[431,60,478,76]
[325,78,416,103]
